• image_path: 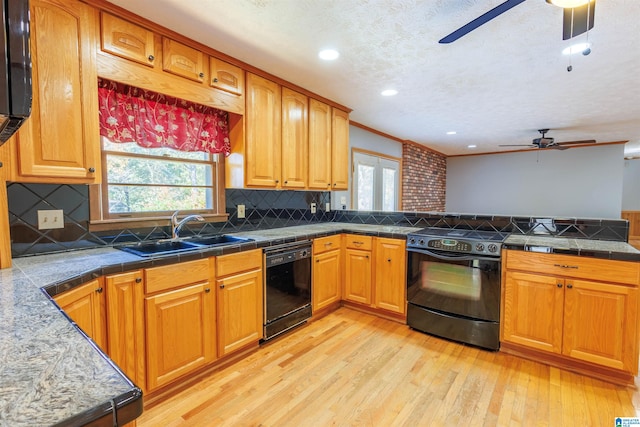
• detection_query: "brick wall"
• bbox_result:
[402,142,446,211]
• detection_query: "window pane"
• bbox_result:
[103,138,210,161]
[357,164,375,210]
[382,167,397,211]
[106,155,212,186]
[108,185,213,213]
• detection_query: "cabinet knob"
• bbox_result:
[387,258,391,262]
[284,180,288,184]
[316,259,320,263]
[567,284,573,289]
[557,283,563,288]
[327,183,331,187]
[199,72,205,78]
[333,183,337,187]
[95,287,103,293]
[275,179,279,184]
[0,161,3,168]
[220,284,225,289]
[366,255,369,259]
[88,167,96,173]
[135,277,142,283]
[148,54,155,61]
[213,77,218,83]
[205,288,211,293]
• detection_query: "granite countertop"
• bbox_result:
[2,222,639,425]
[504,234,640,261]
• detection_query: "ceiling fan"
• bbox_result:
[499,129,596,150]
[439,0,596,44]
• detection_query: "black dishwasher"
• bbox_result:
[263,241,312,341]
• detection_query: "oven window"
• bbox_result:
[420,261,481,300]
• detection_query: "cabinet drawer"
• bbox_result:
[344,234,372,251]
[313,235,342,254]
[505,250,640,286]
[210,57,244,96]
[100,12,156,67]
[216,249,262,277]
[162,38,205,82]
[144,259,210,294]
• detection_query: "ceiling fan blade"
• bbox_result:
[551,144,569,150]
[563,0,595,40]
[499,144,535,147]
[438,0,526,44]
[557,139,597,145]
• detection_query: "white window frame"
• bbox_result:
[352,149,401,212]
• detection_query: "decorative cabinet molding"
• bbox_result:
[100,12,156,67]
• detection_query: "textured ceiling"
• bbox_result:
[105,0,640,156]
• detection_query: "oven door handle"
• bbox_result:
[407,247,500,263]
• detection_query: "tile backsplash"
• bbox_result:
[6,183,629,257]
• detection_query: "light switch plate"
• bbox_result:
[310,203,317,214]
[37,210,64,230]
[340,196,347,205]
[237,204,246,219]
[325,202,331,212]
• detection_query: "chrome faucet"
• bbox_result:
[171,211,205,239]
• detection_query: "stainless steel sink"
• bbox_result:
[117,235,254,257]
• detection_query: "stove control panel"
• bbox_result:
[407,236,502,257]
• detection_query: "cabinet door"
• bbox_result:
[373,238,406,314]
[246,73,281,187]
[210,57,244,96]
[344,248,372,305]
[312,249,341,311]
[16,0,100,182]
[281,88,308,189]
[308,99,332,190]
[331,108,349,190]
[105,270,145,391]
[100,12,156,67]
[54,279,107,352]
[162,38,205,83]
[145,283,215,390]
[563,279,638,374]
[217,269,263,356]
[502,271,564,354]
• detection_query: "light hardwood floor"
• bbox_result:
[137,308,640,426]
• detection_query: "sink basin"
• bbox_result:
[118,240,201,257]
[117,235,253,257]
[185,235,254,246]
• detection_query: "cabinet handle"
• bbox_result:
[553,264,578,269]
[135,277,142,283]
[88,167,96,173]
[213,77,219,83]
[557,283,563,288]
[199,72,205,78]
[566,284,573,289]
[220,284,225,289]
[205,288,211,293]
[148,54,155,61]
[353,241,363,245]
[95,287,103,293]
[324,242,333,246]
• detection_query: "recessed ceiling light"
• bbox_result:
[381,89,398,96]
[318,49,339,60]
[562,42,591,55]
[467,144,477,148]
[446,131,457,135]
[546,0,590,8]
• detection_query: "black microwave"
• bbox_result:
[0,0,31,144]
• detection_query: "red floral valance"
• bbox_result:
[97,78,230,155]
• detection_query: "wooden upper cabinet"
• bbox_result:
[308,99,332,190]
[14,0,100,183]
[210,57,244,96]
[100,12,156,67]
[331,108,350,190]
[281,88,308,189]
[162,38,205,83]
[245,73,281,187]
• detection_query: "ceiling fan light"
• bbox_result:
[546,0,590,8]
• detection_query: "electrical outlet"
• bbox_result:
[340,196,347,206]
[37,209,64,230]
[325,202,331,212]
[310,203,317,214]
[237,204,246,219]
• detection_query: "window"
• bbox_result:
[353,150,401,211]
[91,78,229,225]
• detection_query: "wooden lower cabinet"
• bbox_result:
[312,235,342,312]
[216,249,263,356]
[502,250,640,382]
[373,238,406,315]
[54,279,107,352]
[344,248,372,305]
[105,270,146,392]
[145,282,215,390]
